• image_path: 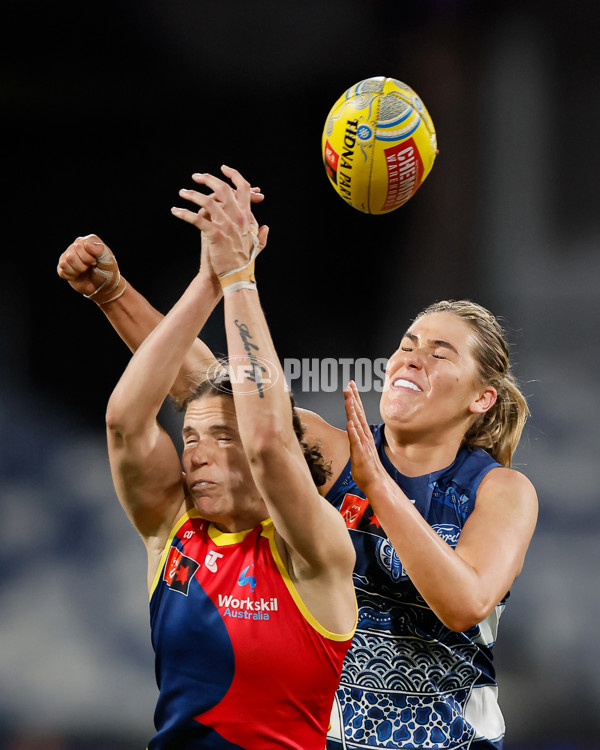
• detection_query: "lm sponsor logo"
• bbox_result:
[218,593,278,621]
[431,523,461,548]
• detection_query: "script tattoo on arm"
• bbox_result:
[234,319,266,398]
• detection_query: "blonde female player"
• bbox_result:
[57,166,537,750]
[318,300,538,749]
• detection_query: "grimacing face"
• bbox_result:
[380,311,496,438]
[180,394,260,528]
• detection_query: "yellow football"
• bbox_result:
[322,76,437,214]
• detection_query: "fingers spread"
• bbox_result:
[191,172,237,210]
[220,164,252,204]
[249,187,265,204]
[171,205,212,230]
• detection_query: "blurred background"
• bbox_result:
[2,0,600,747]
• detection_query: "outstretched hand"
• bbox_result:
[171,165,269,278]
[344,380,387,496]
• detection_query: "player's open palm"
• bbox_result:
[344,379,388,495]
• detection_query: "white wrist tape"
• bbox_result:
[83,247,127,304]
[222,280,258,295]
[217,227,260,293]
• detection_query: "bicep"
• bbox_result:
[456,468,538,599]
[107,420,185,539]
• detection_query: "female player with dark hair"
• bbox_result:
[58,167,537,750]
[97,169,357,749]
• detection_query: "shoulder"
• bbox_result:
[477,465,538,515]
[480,464,536,492]
[296,407,351,493]
[296,406,347,443]
[460,466,538,565]
[455,446,500,476]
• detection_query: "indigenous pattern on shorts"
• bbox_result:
[148,512,352,750]
[326,426,505,750]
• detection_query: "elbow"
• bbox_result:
[105,401,119,433]
[438,599,494,634]
[105,387,160,448]
[105,393,130,439]
[442,613,481,634]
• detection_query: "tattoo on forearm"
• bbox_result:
[234,319,265,398]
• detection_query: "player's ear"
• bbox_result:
[469,385,497,414]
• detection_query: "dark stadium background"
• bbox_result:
[2,1,600,747]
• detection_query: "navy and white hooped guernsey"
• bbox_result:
[326,423,505,750]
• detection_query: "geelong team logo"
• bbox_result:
[376,538,406,582]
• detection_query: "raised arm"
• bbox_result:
[171,167,356,584]
[57,181,269,405]
[344,380,538,632]
[105,243,233,588]
[57,235,220,404]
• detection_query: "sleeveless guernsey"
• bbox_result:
[326,424,505,750]
[149,511,354,750]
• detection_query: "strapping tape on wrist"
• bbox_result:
[218,228,259,295]
[83,247,128,305]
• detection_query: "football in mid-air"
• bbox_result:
[322,76,437,215]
